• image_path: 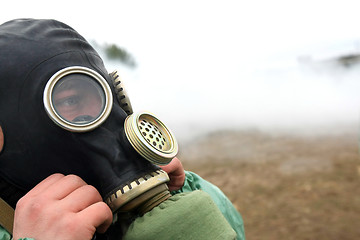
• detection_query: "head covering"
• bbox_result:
[0,18,168,214]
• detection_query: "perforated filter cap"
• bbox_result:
[124,112,178,165]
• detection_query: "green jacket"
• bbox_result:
[173,171,245,240]
[0,171,245,240]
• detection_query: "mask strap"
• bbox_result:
[0,197,14,235]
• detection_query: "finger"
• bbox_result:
[159,157,177,172]
[160,158,185,191]
[167,175,185,191]
[160,157,182,174]
[48,174,88,200]
[62,184,103,212]
[78,202,113,234]
[24,173,65,198]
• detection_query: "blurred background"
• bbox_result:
[1,1,359,239]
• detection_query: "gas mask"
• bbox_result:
[42,66,178,214]
[0,18,178,230]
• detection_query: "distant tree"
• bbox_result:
[104,44,136,68]
[91,41,136,68]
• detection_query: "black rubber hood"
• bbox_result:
[0,19,158,202]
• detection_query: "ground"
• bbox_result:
[178,128,360,240]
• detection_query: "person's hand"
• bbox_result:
[13,174,113,240]
[160,157,185,191]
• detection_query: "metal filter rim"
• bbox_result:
[124,112,178,165]
[43,66,113,132]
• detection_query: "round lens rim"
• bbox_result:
[43,66,113,132]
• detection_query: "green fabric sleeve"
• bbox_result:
[172,171,246,240]
[0,225,35,240]
[0,226,11,240]
[123,190,236,240]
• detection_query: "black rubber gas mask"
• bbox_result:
[0,18,178,219]
[43,66,178,214]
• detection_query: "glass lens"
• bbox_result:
[52,73,106,125]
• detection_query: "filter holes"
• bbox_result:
[136,117,173,151]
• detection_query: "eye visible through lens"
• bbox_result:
[52,73,106,125]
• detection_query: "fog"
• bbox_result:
[1,0,360,143]
[101,43,360,143]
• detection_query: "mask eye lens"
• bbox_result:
[44,66,113,132]
[52,74,106,125]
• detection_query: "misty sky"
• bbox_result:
[1,0,360,141]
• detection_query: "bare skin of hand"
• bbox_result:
[13,174,113,240]
[160,157,185,191]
